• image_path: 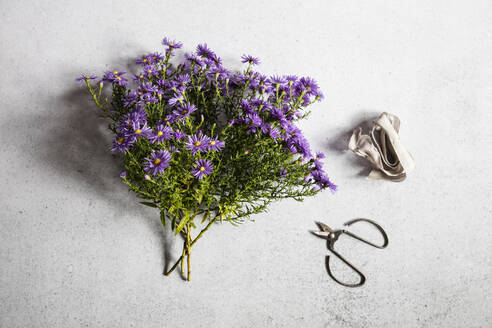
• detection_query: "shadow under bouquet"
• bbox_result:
[78,37,336,281]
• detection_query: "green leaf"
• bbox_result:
[175,217,187,234]
[140,201,158,208]
[160,211,166,226]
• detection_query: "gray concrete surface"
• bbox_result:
[1,1,491,327]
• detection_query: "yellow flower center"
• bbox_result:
[194,141,201,146]
[181,110,188,115]
[135,129,142,134]
[113,70,118,74]
[117,137,124,144]
[147,69,152,73]
[138,91,143,95]
[153,56,157,60]
[170,43,174,46]
[84,75,89,79]
[210,141,216,146]
[116,76,121,80]
[143,59,147,62]
[200,166,205,172]
[157,131,163,136]
[163,117,169,121]
[154,159,161,165]
[139,74,143,78]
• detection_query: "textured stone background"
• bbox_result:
[1,1,491,327]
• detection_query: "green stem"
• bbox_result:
[180,239,186,276]
[164,215,219,277]
[186,224,191,281]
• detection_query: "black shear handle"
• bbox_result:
[326,218,388,287]
[326,249,366,288]
[343,218,389,249]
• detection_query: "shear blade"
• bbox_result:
[315,221,333,233]
[311,230,330,238]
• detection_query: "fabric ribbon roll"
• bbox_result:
[348,112,415,182]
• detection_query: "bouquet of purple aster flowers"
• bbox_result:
[78,37,335,280]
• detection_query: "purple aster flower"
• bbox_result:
[286,132,312,159]
[286,142,297,154]
[296,136,312,158]
[203,56,222,66]
[168,145,180,153]
[207,137,225,152]
[270,107,284,120]
[76,74,97,84]
[175,85,187,93]
[196,43,216,59]
[156,78,167,88]
[250,98,269,111]
[301,94,311,106]
[161,115,175,124]
[118,111,143,133]
[284,75,298,83]
[240,99,253,114]
[295,77,323,100]
[139,93,159,104]
[269,126,281,139]
[168,93,184,107]
[120,171,127,178]
[249,113,263,127]
[111,135,136,152]
[149,124,173,144]
[191,159,213,180]
[123,91,139,107]
[102,70,128,86]
[310,169,337,193]
[184,53,204,67]
[207,66,229,80]
[138,82,159,94]
[136,55,152,65]
[162,37,183,49]
[176,74,191,85]
[132,107,148,122]
[150,52,164,63]
[185,134,209,155]
[241,54,260,65]
[312,152,326,170]
[283,122,301,135]
[299,77,319,93]
[161,79,178,89]
[127,121,152,139]
[132,73,146,82]
[260,122,270,134]
[172,130,186,140]
[142,65,159,78]
[144,150,171,176]
[269,75,287,86]
[173,102,197,120]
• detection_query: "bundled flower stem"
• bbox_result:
[78,37,336,281]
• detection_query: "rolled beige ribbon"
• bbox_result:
[348,112,415,181]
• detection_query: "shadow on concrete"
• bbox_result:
[31,83,176,276]
[327,111,380,177]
